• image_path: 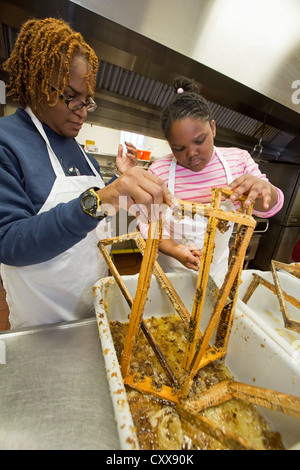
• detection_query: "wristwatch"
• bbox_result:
[80,187,107,220]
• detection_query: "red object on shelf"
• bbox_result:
[137,150,151,160]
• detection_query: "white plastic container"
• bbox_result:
[93,272,300,450]
[236,269,300,361]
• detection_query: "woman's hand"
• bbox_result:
[115,141,137,175]
[228,174,278,211]
[97,166,176,218]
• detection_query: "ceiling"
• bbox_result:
[1,0,300,164]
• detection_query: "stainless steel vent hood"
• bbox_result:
[1,0,300,164]
[96,59,296,156]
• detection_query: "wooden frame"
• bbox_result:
[242,260,300,333]
[98,187,300,449]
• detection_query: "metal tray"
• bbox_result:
[0,318,120,450]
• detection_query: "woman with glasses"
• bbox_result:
[0,17,172,328]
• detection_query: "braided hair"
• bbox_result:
[161,77,213,137]
[3,17,98,111]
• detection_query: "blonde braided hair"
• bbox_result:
[3,17,98,110]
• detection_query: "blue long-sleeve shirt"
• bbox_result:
[0,108,116,266]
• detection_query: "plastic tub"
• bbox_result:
[93,272,300,450]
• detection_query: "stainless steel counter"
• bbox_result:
[0,318,120,450]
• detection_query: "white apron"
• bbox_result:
[1,107,111,328]
[158,147,235,277]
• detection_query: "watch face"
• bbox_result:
[81,188,105,219]
[84,194,96,211]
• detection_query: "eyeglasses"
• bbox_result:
[51,86,97,112]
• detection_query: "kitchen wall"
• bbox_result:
[77,122,171,159]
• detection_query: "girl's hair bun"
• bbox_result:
[173,77,199,94]
[161,75,212,137]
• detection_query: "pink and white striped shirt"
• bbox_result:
[147,147,283,217]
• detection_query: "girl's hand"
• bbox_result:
[228,174,278,211]
[173,243,201,271]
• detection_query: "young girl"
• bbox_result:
[139,77,284,276]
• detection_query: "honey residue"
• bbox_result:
[110,314,284,450]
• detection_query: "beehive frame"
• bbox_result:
[98,187,300,449]
[242,260,300,333]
